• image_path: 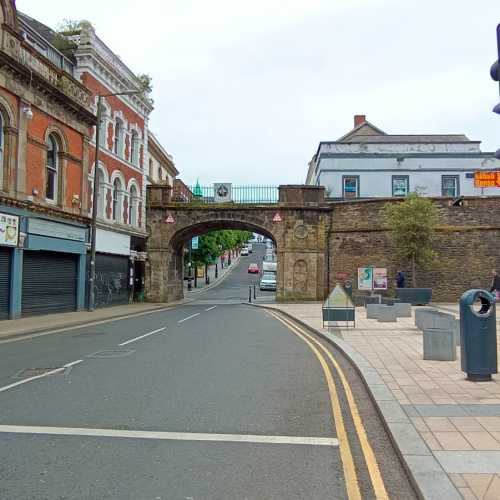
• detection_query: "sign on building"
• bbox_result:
[192,236,199,250]
[214,183,232,203]
[474,171,500,188]
[0,213,19,246]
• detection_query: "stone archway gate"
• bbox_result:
[146,185,331,303]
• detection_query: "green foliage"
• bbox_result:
[136,73,153,95]
[187,230,252,267]
[53,19,93,54]
[382,192,440,287]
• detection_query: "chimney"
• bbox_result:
[354,115,366,127]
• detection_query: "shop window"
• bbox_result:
[392,176,409,197]
[343,176,359,198]
[442,175,459,197]
[46,134,58,202]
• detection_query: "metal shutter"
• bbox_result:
[93,253,129,308]
[0,248,10,320]
[22,251,77,316]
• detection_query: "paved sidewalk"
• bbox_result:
[0,302,175,341]
[184,256,240,294]
[261,302,500,500]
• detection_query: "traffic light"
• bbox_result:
[491,24,500,159]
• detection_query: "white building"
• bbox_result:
[306,115,500,199]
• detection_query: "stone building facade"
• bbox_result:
[0,1,96,319]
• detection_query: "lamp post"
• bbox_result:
[88,89,141,311]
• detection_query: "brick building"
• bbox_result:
[0,2,95,319]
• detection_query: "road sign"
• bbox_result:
[192,236,199,250]
[165,214,175,224]
[273,212,282,223]
[474,171,500,188]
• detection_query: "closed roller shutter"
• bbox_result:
[0,247,10,320]
[22,251,77,316]
[93,253,129,308]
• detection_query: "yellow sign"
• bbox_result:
[474,171,500,188]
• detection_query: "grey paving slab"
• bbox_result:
[463,404,500,416]
[369,384,396,402]
[386,421,431,456]
[414,404,468,417]
[378,401,410,423]
[404,455,462,500]
[402,405,419,417]
[435,451,500,474]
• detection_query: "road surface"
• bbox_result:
[0,243,416,499]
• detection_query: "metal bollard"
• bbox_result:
[249,286,252,303]
[253,284,256,299]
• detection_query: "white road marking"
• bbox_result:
[178,313,200,323]
[118,327,166,346]
[205,306,217,312]
[0,425,339,447]
[0,360,83,394]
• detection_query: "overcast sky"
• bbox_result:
[19,0,500,186]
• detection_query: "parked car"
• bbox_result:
[263,254,275,262]
[241,248,249,256]
[262,261,277,273]
[260,272,277,291]
[248,263,259,274]
[247,243,253,253]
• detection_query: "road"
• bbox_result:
[0,243,416,499]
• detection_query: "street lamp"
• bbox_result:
[88,89,142,311]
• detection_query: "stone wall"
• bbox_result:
[329,197,500,302]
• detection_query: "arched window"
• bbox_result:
[114,119,123,156]
[98,112,107,147]
[112,178,122,221]
[158,167,162,182]
[46,134,58,201]
[129,185,138,226]
[130,130,139,166]
[149,158,153,179]
[96,169,106,218]
[0,113,4,191]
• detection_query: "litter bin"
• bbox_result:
[460,289,497,381]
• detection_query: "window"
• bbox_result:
[46,134,58,201]
[149,158,153,179]
[130,131,139,166]
[129,185,138,226]
[96,169,106,217]
[442,175,459,197]
[112,178,121,221]
[392,176,409,197]
[158,167,162,182]
[114,119,123,156]
[343,176,359,198]
[98,114,106,147]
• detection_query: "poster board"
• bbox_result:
[373,268,388,290]
[358,267,373,290]
[0,213,19,246]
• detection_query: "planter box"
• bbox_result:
[396,288,432,306]
[423,328,456,361]
[377,306,397,323]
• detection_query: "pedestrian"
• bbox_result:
[490,270,500,302]
[396,270,406,288]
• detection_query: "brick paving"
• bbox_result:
[264,302,500,499]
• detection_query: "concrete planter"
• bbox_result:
[393,302,412,318]
[377,306,397,322]
[423,328,456,361]
[366,304,386,319]
[396,288,432,306]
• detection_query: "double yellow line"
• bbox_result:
[269,311,388,500]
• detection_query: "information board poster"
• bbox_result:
[358,267,373,290]
[373,268,388,290]
[0,212,19,246]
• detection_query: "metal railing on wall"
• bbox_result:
[175,185,279,204]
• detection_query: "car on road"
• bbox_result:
[248,263,259,274]
[241,247,249,256]
[260,272,277,291]
[262,261,277,274]
[263,254,275,262]
[247,243,253,253]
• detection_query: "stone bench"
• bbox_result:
[377,305,397,323]
[423,327,457,361]
[366,303,385,319]
[415,308,460,345]
[393,302,412,318]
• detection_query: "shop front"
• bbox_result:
[0,211,20,320]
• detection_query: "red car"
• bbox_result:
[248,263,259,274]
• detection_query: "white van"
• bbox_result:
[262,261,277,273]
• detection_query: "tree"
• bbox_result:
[382,192,440,287]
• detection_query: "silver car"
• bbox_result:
[260,272,277,291]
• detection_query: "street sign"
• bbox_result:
[474,171,500,188]
[165,214,175,224]
[273,212,282,223]
[214,183,232,203]
[192,236,199,250]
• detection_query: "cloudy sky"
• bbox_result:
[19,0,500,186]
